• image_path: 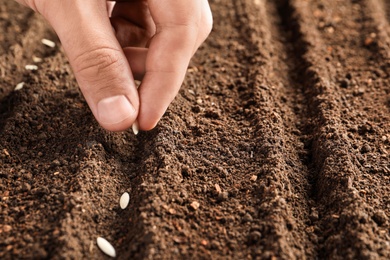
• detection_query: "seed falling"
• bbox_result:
[15,82,24,91]
[25,65,38,70]
[132,120,139,135]
[41,38,56,48]
[96,237,116,258]
[119,192,130,209]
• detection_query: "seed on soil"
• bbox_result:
[250,175,257,181]
[41,38,56,48]
[14,82,24,91]
[119,192,130,209]
[32,55,42,63]
[132,120,139,135]
[25,65,38,70]
[96,237,116,258]
[190,201,200,210]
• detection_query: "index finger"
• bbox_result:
[137,0,202,130]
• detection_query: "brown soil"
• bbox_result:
[1,0,390,259]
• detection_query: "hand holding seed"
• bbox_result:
[14,0,213,131]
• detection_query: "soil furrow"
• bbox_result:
[108,0,316,258]
[2,1,390,259]
[287,0,390,258]
[365,0,390,68]
[117,0,273,257]
[228,0,316,258]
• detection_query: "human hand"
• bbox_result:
[15,0,213,131]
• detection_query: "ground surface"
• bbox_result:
[1,0,390,259]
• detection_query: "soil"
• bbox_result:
[1,0,390,259]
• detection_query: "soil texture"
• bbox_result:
[1,0,390,259]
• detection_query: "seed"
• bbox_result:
[132,120,139,135]
[134,80,141,89]
[15,82,24,91]
[119,192,130,209]
[32,55,43,63]
[25,65,38,70]
[96,237,116,258]
[41,38,56,48]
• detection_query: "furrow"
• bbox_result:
[232,0,318,258]
[365,0,390,63]
[383,0,390,26]
[54,131,146,259]
[286,0,390,258]
[100,0,316,258]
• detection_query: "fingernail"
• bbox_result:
[97,95,135,125]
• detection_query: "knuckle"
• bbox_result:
[73,47,124,81]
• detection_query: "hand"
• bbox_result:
[15,0,213,131]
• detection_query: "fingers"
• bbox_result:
[18,0,212,132]
[28,0,139,131]
[122,47,148,80]
[137,0,212,130]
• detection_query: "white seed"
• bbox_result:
[32,55,43,63]
[41,38,56,48]
[96,237,116,258]
[134,80,141,89]
[119,192,130,209]
[132,120,139,135]
[15,82,24,91]
[25,65,38,70]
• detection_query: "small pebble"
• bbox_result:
[97,237,116,258]
[361,144,372,153]
[242,213,253,222]
[217,191,229,202]
[132,120,139,135]
[22,182,31,192]
[190,201,200,210]
[3,225,12,232]
[248,231,262,243]
[119,192,130,209]
[215,184,221,193]
[41,38,56,48]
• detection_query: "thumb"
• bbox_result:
[40,0,139,131]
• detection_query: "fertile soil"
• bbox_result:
[1,0,390,259]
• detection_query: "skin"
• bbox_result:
[14,0,213,131]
